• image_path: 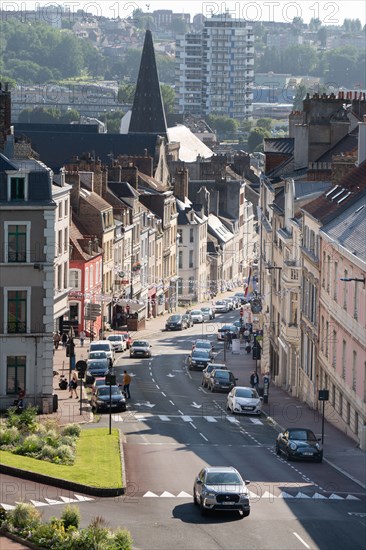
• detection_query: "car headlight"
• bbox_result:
[191,360,197,365]
[315,443,321,450]
[289,442,297,450]
[96,399,104,404]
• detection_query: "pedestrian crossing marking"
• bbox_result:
[158,415,170,421]
[203,416,217,422]
[181,415,192,422]
[250,418,263,425]
[140,490,361,500]
[227,416,240,424]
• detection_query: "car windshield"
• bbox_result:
[98,387,121,397]
[195,342,211,348]
[107,336,121,342]
[201,308,210,312]
[289,430,316,441]
[133,341,148,347]
[236,388,258,398]
[191,310,201,315]
[193,350,210,358]
[219,325,235,331]
[89,352,107,359]
[215,301,224,305]
[88,362,107,369]
[168,315,181,321]
[206,472,241,485]
[215,371,230,379]
[91,344,109,351]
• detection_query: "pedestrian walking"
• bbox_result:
[68,373,78,398]
[61,332,67,349]
[123,370,132,399]
[250,371,259,389]
[226,331,232,349]
[79,330,85,347]
[53,332,60,350]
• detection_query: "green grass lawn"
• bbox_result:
[0,428,122,488]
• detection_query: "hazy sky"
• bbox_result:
[15,1,366,26]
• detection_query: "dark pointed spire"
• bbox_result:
[129,29,167,136]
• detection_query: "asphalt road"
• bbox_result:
[2,312,366,549]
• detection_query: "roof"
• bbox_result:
[80,188,112,211]
[129,29,167,136]
[316,126,358,162]
[13,125,160,171]
[264,138,294,155]
[208,213,234,244]
[294,180,332,199]
[167,125,214,162]
[320,194,366,262]
[302,161,366,224]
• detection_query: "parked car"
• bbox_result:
[106,334,127,352]
[201,306,215,320]
[234,292,246,305]
[190,309,204,323]
[227,386,262,415]
[217,325,239,341]
[201,363,227,388]
[188,349,212,371]
[130,340,152,358]
[91,385,126,413]
[193,466,250,518]
[165,314,187,331]
[192,339,214,358]
[275,428,323,462]
[85,361,110,385]
[182,313,194,328]
[88,340,115,366]
[207,368,237,393]
[229,296,240,308]
[213,300,228,313]
[200,308,211,322]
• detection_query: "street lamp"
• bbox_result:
[340,277,365,284]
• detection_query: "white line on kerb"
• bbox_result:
[199,432,208,441]
[293,532,311,549]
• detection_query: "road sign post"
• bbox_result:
[318,389,329,444]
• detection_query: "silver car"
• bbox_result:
[190,309,204,323]
[130,340,152,358]
[227,386,262,415]
[193,466,250,518]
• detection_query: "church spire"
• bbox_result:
[128,29,167,136]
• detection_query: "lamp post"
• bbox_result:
[340,277,365,284]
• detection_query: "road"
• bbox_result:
[1,311,366,549]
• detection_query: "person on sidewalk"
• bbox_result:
[226,332,232,349]
[123,370,132,399]
[53,332,60,350]
[68,373,78,398]
[79,330,85,347]
[250,371,259,389]
[61,332,67,349]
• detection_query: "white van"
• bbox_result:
[88,340,115,365]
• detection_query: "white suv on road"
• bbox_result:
[88,340,115,365]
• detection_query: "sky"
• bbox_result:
[12,1,366,26]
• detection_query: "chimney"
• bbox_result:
[65,172,81,212]
[121,165,139,189]
[174,168,189,201]
[0,83,11,152]
[358,115,366,165]
[109,164,122,182]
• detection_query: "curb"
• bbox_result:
[0,530,40,549]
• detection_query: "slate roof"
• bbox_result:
[80,188,112,211]
[0,153,53,203]
[315,126,359,162]
[208,213,234,244]
[129,29,167,136]
[302,161,366,224]
[13,125,159,171]
[321,194,366,262]
[264,138,294,155]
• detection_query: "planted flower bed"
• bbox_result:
[0,406,80,465]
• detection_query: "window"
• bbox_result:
[342,340,346,380]
[69,269,81,290]
[325,321,329,358]
[58,230,62,255]
[85,268,89,291]
[58,200,63,219]
[6,223,29,262]
[6,356,26,395]
[343,271,348,309]
[7,290,27,333]
[332,331,337,367]
[353,282,358,320]
[189,250,193,268]
[290,292,297,326]
[8,176,26,201]
[190,228,194,243]
[333,261,338,300]
[352,351,357,391]
[90,265,94,289]
[64,228,68,253]
[178,251,183,269]
[64,199,69,218]
[188,276,194,293]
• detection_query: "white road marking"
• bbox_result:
[293,532,311,549]
[44,498,63,505]
[29,500,50,507]
[161,392,166,397]
[250,418,263,424]
[143,491,158,497]
[329,493,343,499]
[74,494,94,502]
[178,409,184,415]
[182,415,193,422]
[200,432,209,441]
[160,491,175,497]
[190,422,197,430]
[159,415,170,421]
[203,416,217,422]
[0,503,15,510]
[156,385,160,389]
[227,416,240,424]
[312,493,327,499]
[169,400,175,406]
[177,491,191,498]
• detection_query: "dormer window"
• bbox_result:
[8,176,28,201]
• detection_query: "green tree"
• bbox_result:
[161,84,175,114]
[207,115,238,134]
[256,118,272,131]
[309,18,322,32]
[247,127,270,153]
[117,83,136,104]
[317,27,328,48]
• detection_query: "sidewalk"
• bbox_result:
[219,338,366,490]
[51,289,366,489]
